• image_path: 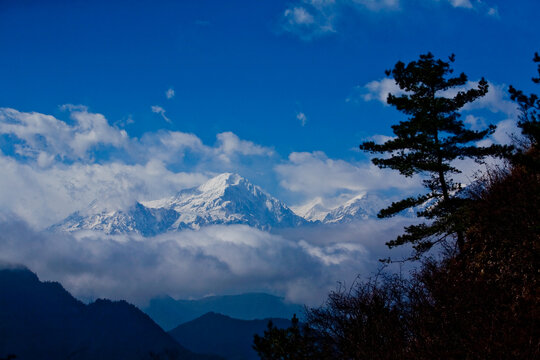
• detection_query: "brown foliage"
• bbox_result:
[254,156,540,359]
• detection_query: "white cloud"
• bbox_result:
[352,0,400,11]
[280,0,497,41]
[442,0,499,16]
[448,0,473,9]
[296,112,308,126]
[367,134,396,144]
[285,7,315,25]
[486,6,498,17]
[214,131,274,163]
[357,78,518,117]
[0,217,412,306]
[165,88,175,99]
[0,154,209,227]
[0,107,128,162]
[151,105,172,124]
[0,107,279,227]
[462,81,517,116]
[463,114,486,130]
[281,1,337,41]
[348,78,404,104]
[476,118,520,147]
[276,151,422,207]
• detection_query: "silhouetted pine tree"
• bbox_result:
[509,52,540,147]
[360,53,510,255]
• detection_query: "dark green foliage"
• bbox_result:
[509,52,540,146]
[360,53,510,255]
[305,277,410,360]
[253,315,322,360]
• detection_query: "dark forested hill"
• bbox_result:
[0,267,221,360]
[169,312,292,360]
[145,292,302,331]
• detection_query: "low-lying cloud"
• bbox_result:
[0,216,413,307]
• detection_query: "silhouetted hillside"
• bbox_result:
[145,293,302,331]
[169,312,291,360]
[0,267,221,360]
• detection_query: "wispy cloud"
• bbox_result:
[448,0,473,9]
[443,0,499,16]
[279,0,498,40]
[296,112,308,126]
[280,0,337,41]
[351,0,400,11]
[165,88,175,99]
[347,78,403,104]
[151,105,171,124]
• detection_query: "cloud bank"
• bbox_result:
[0,217,413,306]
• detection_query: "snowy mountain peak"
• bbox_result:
[52,173,306,235]
[323,193,384,224]
[291,197,330,222]
[197,173,243,193]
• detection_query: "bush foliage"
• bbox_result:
[254,53,540,359]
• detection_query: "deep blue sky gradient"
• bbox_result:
[1,0,538,160]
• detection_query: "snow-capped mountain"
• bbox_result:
[322,194,386,224]
[143,173,306,230]
[52,173,307,235]
[290,197,330,222]
[293,193,387,224]
[50,201,179,236]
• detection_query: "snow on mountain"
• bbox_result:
[291,193,386,224]
[52,173,307,235]
[322,193,385,224]
[290,197,330,222]
[144,173,306,230]
[50,201,179,236]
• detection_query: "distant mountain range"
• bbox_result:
[0,266,221,360]
[51,173,397,236]
[0,266,300,360]
[292,193,387,223]
[144,292,303,331]
[169,312,292,360]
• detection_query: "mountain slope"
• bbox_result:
[144,292,303,331]
[51,201,179,236]
[322,194,386,223]
[144,173,306,231]
[52,173,306,235]
[0,266,220,360]
[169,312,292,360]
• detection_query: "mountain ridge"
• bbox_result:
[51,173,307,235]
[168,312,292,360]
[51,173,394,236]
[144,292,303,331]
[0,266,220,360]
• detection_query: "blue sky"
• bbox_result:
[0,0,538,304]
[1,0,538,159]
